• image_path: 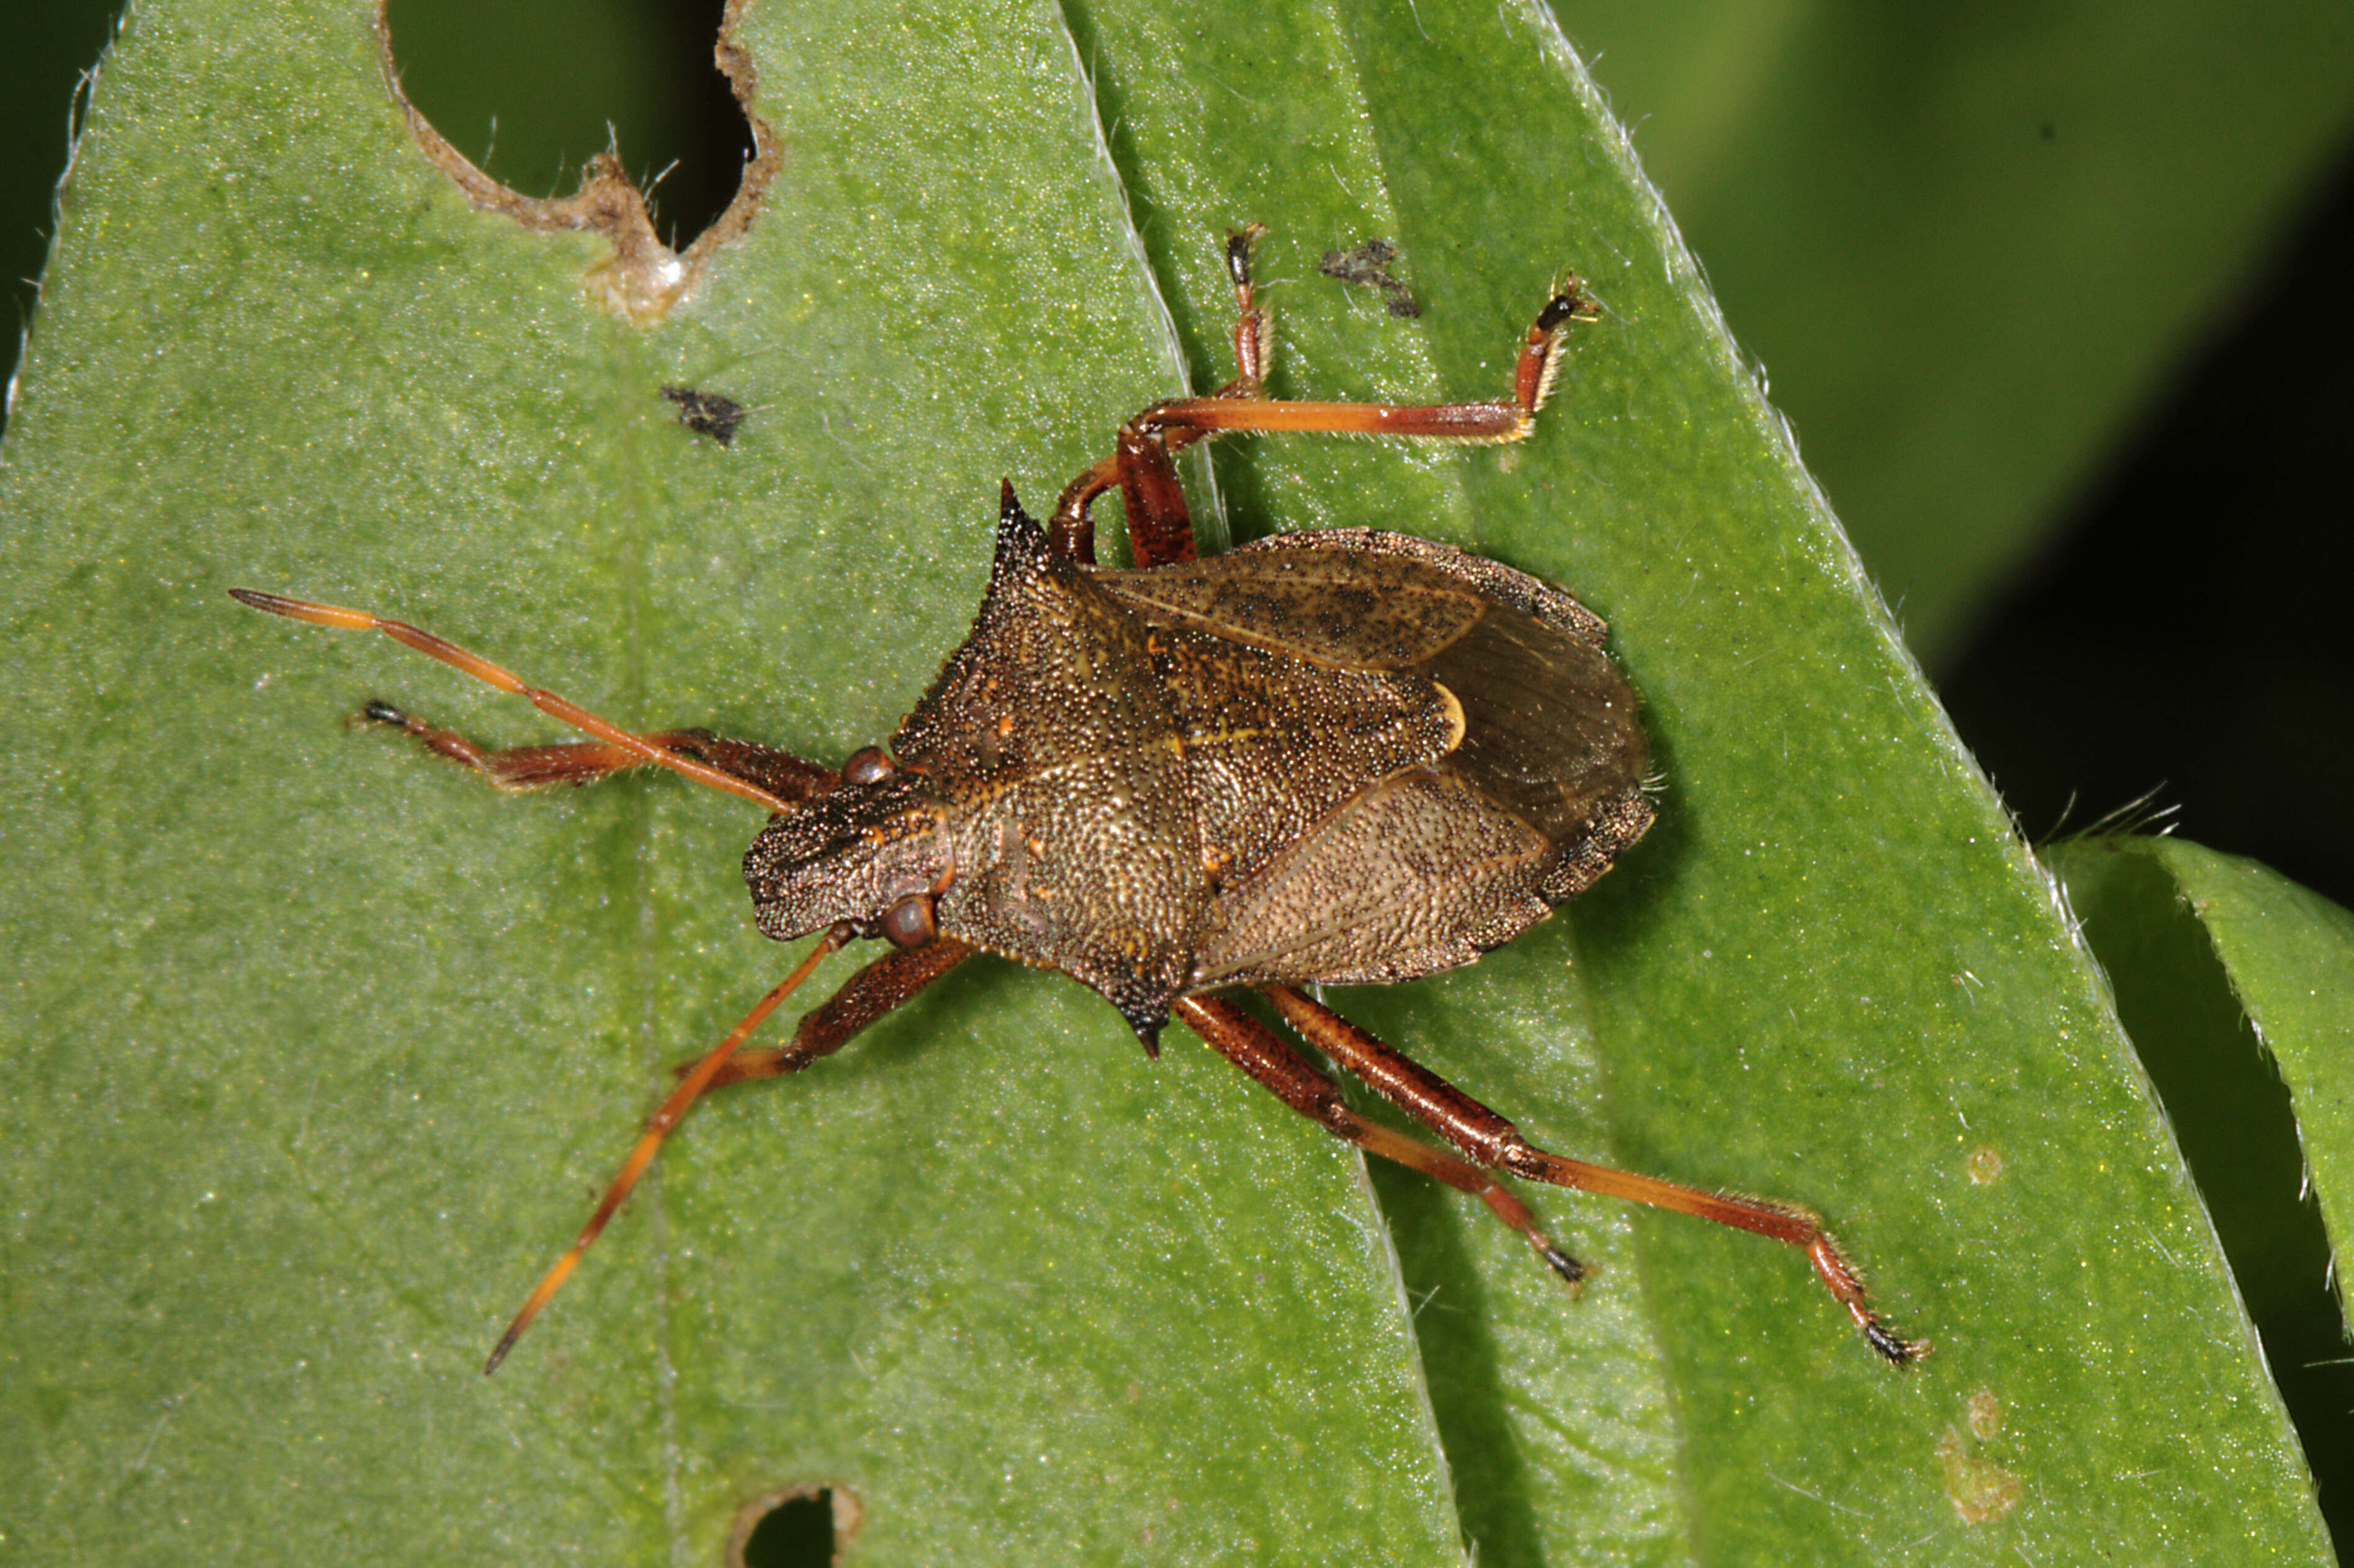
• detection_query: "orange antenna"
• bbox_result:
[485,923,851,1374]
[227,589,801,815]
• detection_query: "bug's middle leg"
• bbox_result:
[1051,228,1596,567]
[1172,995,1589,1284]
[1261,986,1924,1365]
[1049,226,1275,569]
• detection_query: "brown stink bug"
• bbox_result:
[232,227,1921,1373]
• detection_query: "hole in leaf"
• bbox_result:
[730,1487,857,1568]
[382,0,753,249]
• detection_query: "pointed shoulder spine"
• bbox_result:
[991,482,1053,589]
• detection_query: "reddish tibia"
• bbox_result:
[1260,986,1923,1364]
[481,923,851,1375]
[227,589,802,814]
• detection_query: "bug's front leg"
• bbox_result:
[358,701,837,802]
[230,589,833,813]
[689,938,974,1089]
[1261,986,1925,1366]
[1048,400,1200,571]
[493,933,975,1374]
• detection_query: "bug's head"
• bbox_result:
[742,748,953,948]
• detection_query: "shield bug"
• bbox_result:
[232,227,1921,1372]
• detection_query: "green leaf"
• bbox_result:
[2047,833,2354,1531]
[1555,0,2354,661]
[0,1,2330,1564]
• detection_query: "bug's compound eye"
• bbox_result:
[881,894,937,949]
[842,746,894,786]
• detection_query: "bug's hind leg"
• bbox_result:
[1259,986,1925,1365]
[359,701,835,802]
[1173,996,1590,1286]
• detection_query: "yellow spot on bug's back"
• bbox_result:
[1966,1147,2003,1185]
[1936,1428,2022,1525]
[1432,681,1467,754]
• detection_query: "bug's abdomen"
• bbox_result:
[1146,627,1460,895]
[1190,763,1563,988]
[1101,529,1654,992]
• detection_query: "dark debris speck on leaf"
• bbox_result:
[660,385,746,446]
[1318,238,1421,318]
